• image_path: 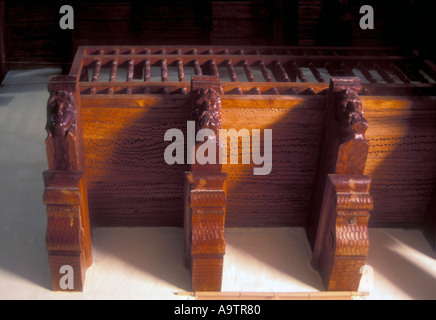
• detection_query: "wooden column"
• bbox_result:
[308,77,372,291]
[185,76,227,291]
[43,75,92,291]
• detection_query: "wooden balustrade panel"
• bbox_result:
[363,97,436,227]
[80,93,436,229]
[81,96,189,227]
[80,95,325,227]
[76,46,436,231]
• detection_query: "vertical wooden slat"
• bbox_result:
[226,59,238,82]
[193,59,202,76]
[274,60,290,82]
[144,59,151,82]
[92,59,102,82]
[109,60,118,82]
[389,63,411,83]
[259,60,273,82]
[209,59,219,77]
[161,59,168,82]
[177,59,185,82]
[356,63,377,83]
[127,59,134,82]
[373,63,394,83]
[243,60,255,82]
[309,63,325,82]
[292,62,307,82]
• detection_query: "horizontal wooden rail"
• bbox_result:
[175,291,369,300]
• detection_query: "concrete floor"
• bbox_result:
[0,69,435,300]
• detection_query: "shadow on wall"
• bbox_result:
[82,91,327,291]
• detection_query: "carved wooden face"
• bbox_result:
[47,91,75,136]
[192,88,222,133]
[336,89,368,138]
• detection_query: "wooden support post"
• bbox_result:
[311,174,373,291]
[44,75,92,291]
[307,77,372,290]
[185,76,227,292]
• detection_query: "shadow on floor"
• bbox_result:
[367,229,436,300]
[90,227,191,292]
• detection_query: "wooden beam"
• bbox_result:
[175,290,368,300]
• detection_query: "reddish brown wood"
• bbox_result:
[307,77,369,248]
[43,45,436,293]
[306,77,373,290]
[44,75,92,291]
[185,76,227,291]
[311,174,373,291]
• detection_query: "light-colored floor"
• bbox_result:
[0,69,435,300]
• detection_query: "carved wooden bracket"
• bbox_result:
[308,77,369,247]
[46,75,83,171]
[185,76,227,291]
[43,170,91,291]
[44,75,92,291]
[306,77,372,291]
[311,174,373,291]
[185,172,227,291]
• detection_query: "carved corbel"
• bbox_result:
[44,75,92,291]
[312,174,373,291]
[308,77,369,247]
[185,172,227,291]
[185,76,227,291]
[307,77,372,291]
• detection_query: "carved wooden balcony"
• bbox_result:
[43,46,436,292]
